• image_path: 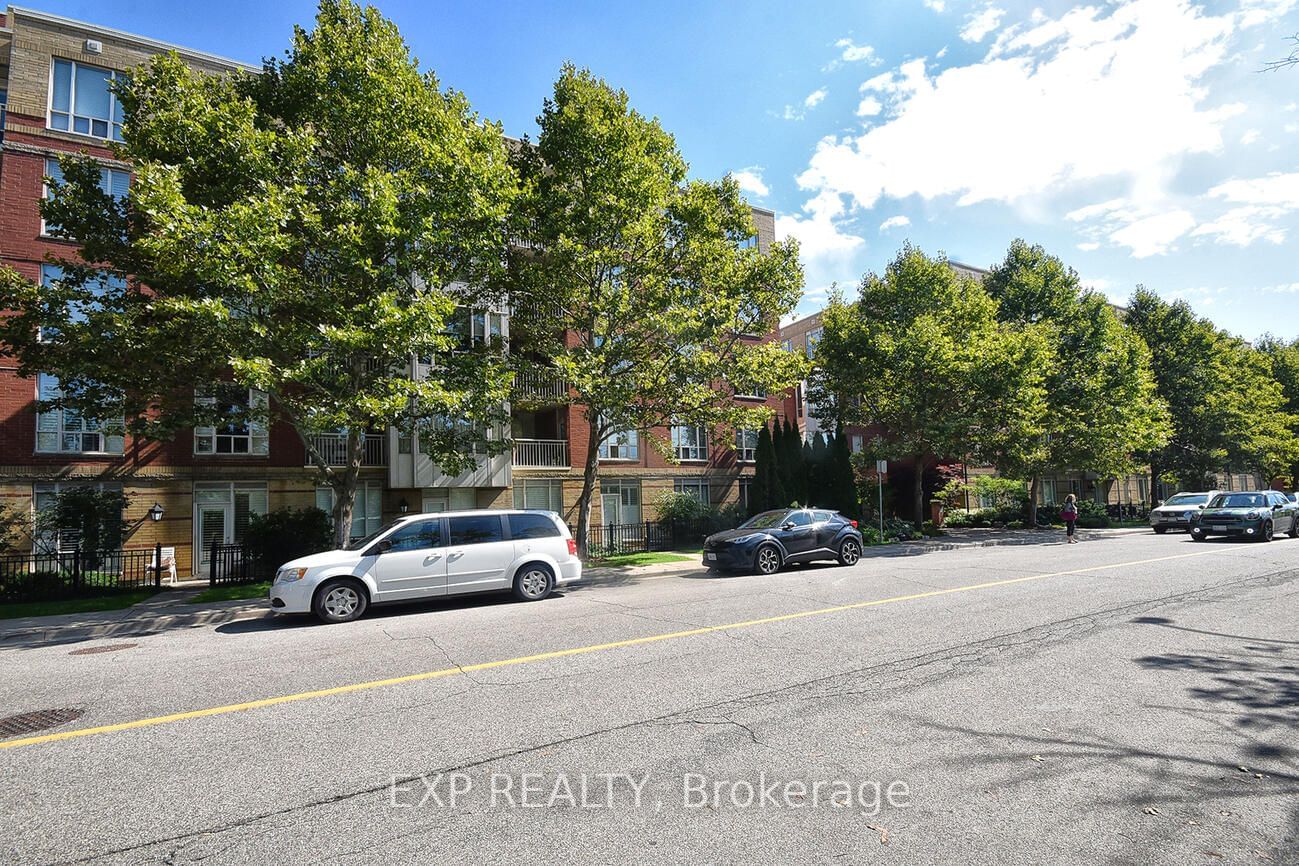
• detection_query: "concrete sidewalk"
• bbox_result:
[0,526,1151,647]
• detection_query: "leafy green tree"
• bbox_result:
[509,65,805,555]
[1256,334,1299,486]
[752,421,785,513]
[827,423,859,516]
[781,416,806,505]
[982,240,1170,526]
[0,1,518,546]
[1126,290,1299,496]
[812,245,1048,527]
[807,431,829,506]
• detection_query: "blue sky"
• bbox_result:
[32,0,1299,337]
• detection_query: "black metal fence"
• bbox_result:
[580,519,718,558]
[0,544,164,604]
[209,542,269,587]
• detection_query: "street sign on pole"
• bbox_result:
[875,461,887,540]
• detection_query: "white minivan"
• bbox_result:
[269,509,582,623]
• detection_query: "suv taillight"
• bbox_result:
[567,538,578,556]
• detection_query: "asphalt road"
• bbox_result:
[1,530,1297,864]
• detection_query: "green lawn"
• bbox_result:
[188,581,272,604]
[588,551,697,568]
[0,590,158,621]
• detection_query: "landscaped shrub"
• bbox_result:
[859,526,883,546]
[883,517,919,542]
[654,491,712,524]
[1075,499,1111,528]
[242,507,333,571]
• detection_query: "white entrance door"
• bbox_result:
[601,493,621,526]
[194,482,268,576]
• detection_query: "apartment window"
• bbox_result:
[40,265,122,338]
[781,339,793,353]
[806,328,823,357]
[737,234,758,249]
[796,383,805,418]
[674,478,710,506]
[735,429,758,463]
[44,157,129,235]
[734,382,767,400]
[514,479,563,513]
[850,434,863,454]
[1041,478,1058,505]
[600,479,641,524]
[1137,476,1150,503]
[315,481,382,540]
[49,59,126,141]
[194,387,269,455]
[36,373,123,454]
[447,307,505,350]
[672,424,709,461]
[33,481,123,552]
[738,477,752,511]
[599,427,639,460]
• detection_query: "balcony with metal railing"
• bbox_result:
[513,369,569,404]
[304,433,388,467]
[512,439,569,468]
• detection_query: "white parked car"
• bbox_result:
[1149,491,1221,534]
[269,509,582,623]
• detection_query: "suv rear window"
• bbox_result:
[509,513,561,539]
[448,515,505,546]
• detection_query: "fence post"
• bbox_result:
[209,540,217,588]
[72,547,82,591]
[154,543,163,589]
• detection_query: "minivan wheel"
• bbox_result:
[838,538,862,566]
[313,579,368,624]
[753,544,782,575]
[513,564,554,601]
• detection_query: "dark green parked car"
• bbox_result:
[1189,491,1299,542]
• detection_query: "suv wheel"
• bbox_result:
[1152,526,1167,534]
[753,544,782,575]
[1259,520,1274,542]
[313,579,368,624]
[513,564,555,601]
[838,538,862,566]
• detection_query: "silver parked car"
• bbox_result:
[1149,491,1220,534]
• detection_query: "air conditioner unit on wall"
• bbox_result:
[83,39,103,54]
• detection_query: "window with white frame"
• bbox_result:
[599,427,639,460]
[850,434,863,454]
[44,157,129,235]
[674,478,710,505]
[672,424,709,461]
[49,59,127,140]
[737,477,752,511]
[734,381,767,399]
[514,479,564,513]
[446,307,506,350]
[734,428,758,462]
[600,478,641,524]
[33,481,123,552]
[40,265,123,339]
[806,328,823,357]
[194,387,269,455]
[737,234,758,249]
[1041,478,1058,505]
[316,481,382,540]
[781,338,793,353]
[36,373,123,454]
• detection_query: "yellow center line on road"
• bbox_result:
[0,546,1240,751]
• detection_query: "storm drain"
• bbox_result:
[0,707,84,739]
[69,643,138,656]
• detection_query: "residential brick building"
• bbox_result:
[0,8,782,575]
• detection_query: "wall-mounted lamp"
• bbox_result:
[147,502,165,522]
[398,498,409,515]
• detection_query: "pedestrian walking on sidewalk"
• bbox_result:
[1062,494,1079,543]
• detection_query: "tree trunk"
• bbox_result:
[1148,458,1161,507]
[1028,474,1040,528]
[913,454,926,530]
[329,429,365,549]
[573,427,602,560]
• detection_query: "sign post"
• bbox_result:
[875,460,888,540]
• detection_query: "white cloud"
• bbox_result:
[1240,128,1260,145]
[804,88,828,109]
[879,215,911,232]
[797,2,1250,215]
[1209,171,1299,206]
[732,167,769,198]
[835,38,880,65]
[1109,210,1198,257]
[775,191,866,293]
[923,0,946,12]
[1077,241,1101,251]
[1191,206,1288,245]
[856,96,883,117]
[1185,170,1299,245]
[961,5,1006,43]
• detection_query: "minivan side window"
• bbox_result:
[383,520,443,552]
[448,515,506,546]
[509,513,561,539]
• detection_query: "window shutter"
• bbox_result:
[36,374,60,451]
[248,389,269,455]
[108,169,129,202]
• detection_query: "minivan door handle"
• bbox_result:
[448,549,465,560]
